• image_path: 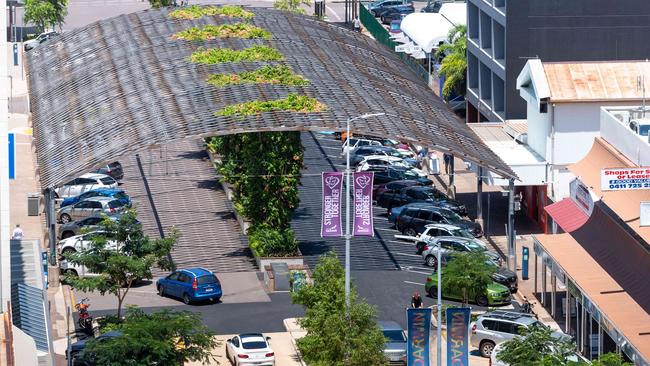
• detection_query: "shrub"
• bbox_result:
[248,226,299,257]
[169,5,254,20]
[173,23,271,41]
[215,93,326,117]
[190,45,284,64]
[207,65,309,87]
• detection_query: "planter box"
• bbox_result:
[256,253,304,269]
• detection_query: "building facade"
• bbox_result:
[466,0,650,123]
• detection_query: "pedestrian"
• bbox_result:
[411,291,423,309]
[443,153,452,175]
[11,224,23,240]
[353,16,361,33]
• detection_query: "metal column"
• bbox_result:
[534,251,538,294]
[507,178,515,270]
[476,167,483,228]
[551,274,557,317]
[565,291,571,333]
[448,156,455,198]
[45,188,57,266]
[541,262,547,306]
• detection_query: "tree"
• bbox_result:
[435,24,467,101]
[273,0,312,14]
[24,0,67,33]
[83,307,218,366]
[592,353,633,366]
[291,252,388,366]
[148,0,174,9]
[442,251,494,305]
[63,209,179,319]
[496,324,576,365]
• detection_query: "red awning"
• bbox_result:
[544,198,589,232]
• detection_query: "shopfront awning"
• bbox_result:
[544,198,589,232]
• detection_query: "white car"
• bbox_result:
[342,138,382,154]
[60,260,99,278]
[58,231,117,256]
[55,173,118,199]
[396,223,487,254]
[225,333,275,366]
[356,155,426,177]
[24,31,59,51]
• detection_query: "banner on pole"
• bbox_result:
[353,172,374,236]
[407,308,431,366]
[446,307,471,366]
[321,172,343,237]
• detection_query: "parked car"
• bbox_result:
[60,188,130,208]
[225,333,275,366]
[67,330,122,364]
[378,321,407,365]
[420,0,442,13]
[60,260,99,279]
[471,311,568,358]
[425,269,511,307]
[395,223,480,254]
[490,265,519,293]
[350,146,403,166]
[54,173,118,199]
[489,342,589,365]
[58,231,117,256]
[395,203,482,237]
[57,197,127,223]
[156,268,222,304]
[58,215,118,240]
[379,6,414,24]
[369,0,413,16]
[342,137,382,154]
[420,236,500,267]
[369,166,433,186]
[357,155,426,177]
[377,186,466,215]
[94,161,124,181]
[24,31,59,51]
[373,179,430,199]
[389,19,403,34]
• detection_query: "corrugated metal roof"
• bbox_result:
[25,7,515,190]
[543,61,650,102]
[11,284,48,352]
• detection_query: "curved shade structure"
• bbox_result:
[25,7,514,189]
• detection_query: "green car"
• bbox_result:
[424,270,511,307]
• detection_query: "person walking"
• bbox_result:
[443,153,452,175]
[411,291,423,309]
[11,224,23,240]
[353,16,361,33]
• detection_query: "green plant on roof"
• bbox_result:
[174,23,271,41]
[207,65,309,87]
[168,5,254,20]
[215,93,326,117]
[190,45,284,64]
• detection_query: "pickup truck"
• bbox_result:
[377,186,466,215]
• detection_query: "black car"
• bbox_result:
[94,161,124,181]
[491,266,518,293]
[369,166,433,186]
[420,0,442,13]
[395,203,482,237]
[369,0,413,16]
[350,146,403,166]
[376,186,467,215]
[379,6,414,24]
[372,179,431,198]
[68,331,122,365]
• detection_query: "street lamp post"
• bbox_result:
[436,239,442,366]
[344,112,385,315]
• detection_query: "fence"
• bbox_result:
[359,3,431,84]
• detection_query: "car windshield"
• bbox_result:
[451,229,473,238]
[346,138,359,147]
[640,125,650,136]
[440,210,461,221]
[241,341,267,350]
[100,177,115,185]
[466,241,484,251]
[108,200,125,209]
[383,330,406,342]
[197,275,218,285]
[115,192,128,199]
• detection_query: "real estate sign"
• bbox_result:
[601,167,650,191]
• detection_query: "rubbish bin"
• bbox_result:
[27,193,40,216]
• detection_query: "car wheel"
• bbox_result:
[60,214,72,223]
[61,231,74,239]
[427,285,437,298]
[157,285,164,297]
[403,227,417,237]
[479,340,495,358]
[425,255,437,267]
[183,293,191,305]
[61,247,76,256]
[476,294,489,307]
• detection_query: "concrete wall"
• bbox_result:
[526,98,552,159]
[13,325,38,366]
[600,107,650,167]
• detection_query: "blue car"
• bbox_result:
[61,188,131,208]
[156,268,222,305]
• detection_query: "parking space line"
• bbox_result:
[321,145,341,150]
[394,252,420,257]
[387,240,413,246]
[375,227,397,232]
[403,280,422,286]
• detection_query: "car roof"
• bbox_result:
[363,155,400,161]
[239,333,265,340]
[407,186,436,191]
[432,236,472,243]
[424,223,461,230]
[85,188,123,194]
[481,310,538,324]
[84,196,117,202]
[377,320,403,331]
[80,173,111,179]
[182,267,212,277]
[403,202,446,210]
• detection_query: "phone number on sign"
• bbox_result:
[607,180,650,189]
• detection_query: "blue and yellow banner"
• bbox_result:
[407,308,431,366]
[446,307,471,366]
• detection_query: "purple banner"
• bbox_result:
[321,172,343,237]
[353,172,374,236]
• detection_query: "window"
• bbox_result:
[496,321,516,334]
[75,201,93,209]
[89,201,103,209]
[178,273,191,283]
[197,275,218,285]
[481,319,498,331]
[242,341,267,350]
[84,217,103,225]
[115,192,128,200]
[108,200,124,209]
[406,190,419,199]
[168,272,180,281]
[78,178,96,184]
[449,242,466,251]
[100,177,115,185]
[383,330,406,342]
[428,229,442,236]
[417,210,432,220]
[430,213,443,222]
[440,241,455,250]
[81,191,98,199]
[404,209,419,218]
[231,337,240,347]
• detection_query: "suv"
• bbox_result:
[57,196,127,223]
[350,146,403,166]
[342,138,382,154]
[369,0,414,16]
[61,188,130,208]
[420,236,501,267]
[406,223,482,254]
[425,269,511,307]
[395,203,482,237]
[54,173,118,199]
[377,186,466,215]
[378,321,407,365]
[94,161,124,180]
[470,311,565,358]
[369,166,433,186]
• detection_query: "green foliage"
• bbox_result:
[168,5,254,20]
[592,353,633,366]
[442,251,494,305]
[83,307,218,366]
[23,0,67,33]
[207,65,309,87]
[273,0,312,14]
[173,23,271,41]
[292,252,388,366]
[148,0,173,9]
[248,226,299,257]
[63,210,179,319]
[190,45,284,64]
[215,93,326,117]
[496,324,576,365]
[435,24,467,101]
